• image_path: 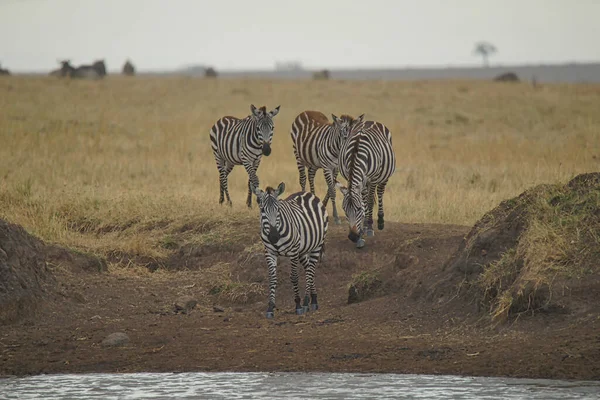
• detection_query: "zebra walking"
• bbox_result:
[210,104,281,208]
[290,111,361,224]
[336,119,396,248]
[253,182,328,319]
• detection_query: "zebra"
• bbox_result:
[253,182,328,319]
[290,111,362,225]
[210,104,281,208]
[336,118,396,248]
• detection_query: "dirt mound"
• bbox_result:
[0,220,55,324]
[0,219,107,324]
[445,173,600,321]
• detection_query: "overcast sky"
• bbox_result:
[1,0,599,72]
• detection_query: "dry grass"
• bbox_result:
[1,76,599,261]
[477,177,600,321]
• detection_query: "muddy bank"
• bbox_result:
[1,216,598,380]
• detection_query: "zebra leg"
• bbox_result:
[322,168,341,224]
[296,159,307,192]
[290,255,303,315]
[377,182,388,230]
[217,160,234,206]
[244,163,259,208]
[365,183,376,237]
[265,250,278,319]
[308,167,317,194]
[303,250,321,311]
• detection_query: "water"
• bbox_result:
[1,372,599,400]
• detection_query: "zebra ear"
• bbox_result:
[250,104,258,116]
[269,106,280,118]
[335,181,348,196]
[276,182,285,197]
[253,186,263,196]
[331,114,339,124]
[354,114,365,125]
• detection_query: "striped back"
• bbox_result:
[290,111,358,170]
[254,183,328,256]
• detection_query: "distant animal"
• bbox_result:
[494,72,519,82]
[209,104,281,208]
[253,182,328,318]
[0,63,10,75]
[122,60,135,76]
[290,111,361,225]
[52,59,106,79]
[205,67,218,78]
[313,69,330,80]
[336,118,396,248]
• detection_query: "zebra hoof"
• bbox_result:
[311,304,319,311]
[302,305,309,314]
[366,229,375,237]
[296,308,304,315]
[356,238,366,249]
[266,311,275,319]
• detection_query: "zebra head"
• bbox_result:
[251,104,281,157]
[253,182,286,245]
[332,113,365,142]
[335,181,365,243]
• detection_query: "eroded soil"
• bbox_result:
[1,222,599,380]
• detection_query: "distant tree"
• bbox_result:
[122,60,135,76]
[0,63,10,75]
[473,42,497,67]
[205,67,218,78]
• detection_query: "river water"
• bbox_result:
[1,372,599,399]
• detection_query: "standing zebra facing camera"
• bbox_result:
[253,182,328,319]
[336,118,396,248]
[290,111,362,225]
[210,104,281,208]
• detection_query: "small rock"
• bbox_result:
[174,296,198,314]
[101,332,129,347]
[213,305,224,313]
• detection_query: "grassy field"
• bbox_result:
[0,76,599,261]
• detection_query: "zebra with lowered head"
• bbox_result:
[210,104,280,208]
[290,111,361,225]
[336,118,396,248]
[253,182,328,319]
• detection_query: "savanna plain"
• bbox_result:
[0,76,599,380]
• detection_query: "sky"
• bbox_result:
[1,0,599,72]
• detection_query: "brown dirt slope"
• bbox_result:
[1,188,599,379]
[0,219,106,324]
[444,172,600,322]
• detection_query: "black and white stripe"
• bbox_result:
[253,182,329,319]
[336,118,396,248]
[290,111,361,224]
[210,104,280,208]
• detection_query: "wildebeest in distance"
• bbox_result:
[313,69,330,80]
[52,59,107,79]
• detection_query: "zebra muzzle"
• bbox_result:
[268,228,280,244]
[348,229,361,243]
[262,143,272,156]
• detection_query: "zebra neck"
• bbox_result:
[241,118,261,150]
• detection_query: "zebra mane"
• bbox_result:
[339,115,355,124]
[258,106,267,115]
[265,186,276,194]
[346,132,363,194]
